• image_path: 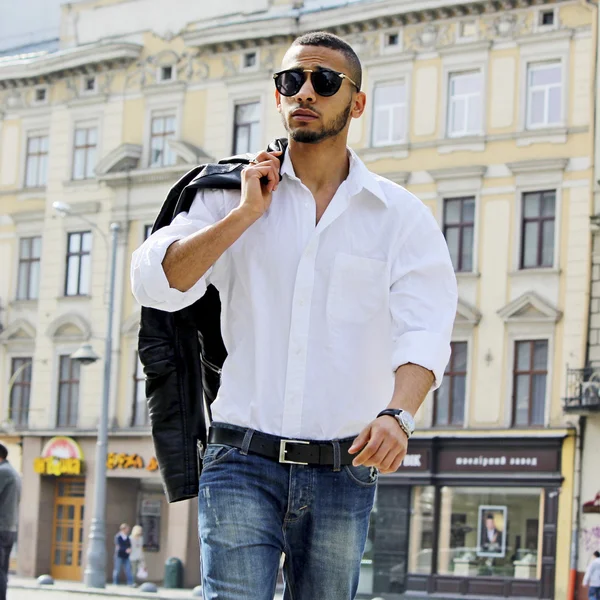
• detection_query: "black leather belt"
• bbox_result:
[208,426,355,466]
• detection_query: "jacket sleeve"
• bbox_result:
[131,189,224,312]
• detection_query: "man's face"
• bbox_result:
[486,518,495,531]
[123,526,130,535]
[275,44,366,144]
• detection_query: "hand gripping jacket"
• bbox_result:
[138,138,287,502]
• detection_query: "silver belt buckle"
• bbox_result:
[279,439,310,465]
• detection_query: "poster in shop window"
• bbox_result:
[477,505,507,558]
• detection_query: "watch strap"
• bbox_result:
[376,409,412,438]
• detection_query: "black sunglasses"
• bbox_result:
[273,68,359,97]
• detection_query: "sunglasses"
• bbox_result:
[273,68,359,97]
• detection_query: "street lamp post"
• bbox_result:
[53,202,120,588]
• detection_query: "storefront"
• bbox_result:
[18,434,200,586]
[357,435,572,599]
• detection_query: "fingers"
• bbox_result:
[350,418,408,472]
[244,151,282,193]
[348,425,370,455]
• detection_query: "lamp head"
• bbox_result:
[52,201,72,216]
[70,343,100,366]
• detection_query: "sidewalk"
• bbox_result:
[8,576,285,600]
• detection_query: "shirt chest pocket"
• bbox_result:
[327,253,388,324]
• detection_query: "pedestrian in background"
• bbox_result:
[584,550,600,600]
[112,523,134,586]
[0,442,21,600]
[130,524,146,584]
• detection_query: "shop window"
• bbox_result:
[9,357,32,427]
[443,197,474,272]
[131,353,149,427]
[513,339,548,426]
[17,236,41,300]
[520,190,555,269]
[436,486,543,578]
[434,341,467,426]
[65,231,92,296]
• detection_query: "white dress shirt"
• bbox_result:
[584,557,600,587]
[131,148,457,440]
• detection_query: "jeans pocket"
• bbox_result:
[202,443,238,468]
[343,464,379,487]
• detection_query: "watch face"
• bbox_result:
[399,411,415,433]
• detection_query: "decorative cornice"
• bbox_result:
[498,291,562,323]
[46,312,92,342]
[98,163,193,187]
[9,209,45,224]
[455,298,482,326]
[96,144,142,176]
[506,158,568,175]
[0,42,142,86]
[429,165,487,181]
[167,140,213,165]
[0,318,36,344]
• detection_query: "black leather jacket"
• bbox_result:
[138,139,287,503]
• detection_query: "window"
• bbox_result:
[526,62,562,129]
[447,71,482,137]
[9,358,31,427]
[233,102,261,154]
[458,20,478,40]
[17,236,41,300]
[131,353,149,427]
[72,127,97,180]
[24,134,49,187]
[159,65,174,82]
[144,224,153,240]
[436,487,543,577]
[35,87,47,103]
[384,31,400,48]
[243,51,257,69]
[57,355,80,428]
[539,9,555,27]
[513,340,548,426]
[434,341,467,426]
[65,231,92,296]
[372,81,407,146]
[443,196,475,272]
[520,190,555,269]
[82,76,96,93]
[150,115,176,167]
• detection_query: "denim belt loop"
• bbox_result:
[240,428,255,456]
[332,439,341,472]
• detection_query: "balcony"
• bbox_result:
[562,367,600,414]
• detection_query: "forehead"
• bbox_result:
[281,44,350,73]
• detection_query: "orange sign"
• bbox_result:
[106,453,159,472]
[33,436,84,476]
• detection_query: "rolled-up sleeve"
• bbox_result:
[131,189,222,312]
[389,207,458,389]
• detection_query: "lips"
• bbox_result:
[291,109,319,121]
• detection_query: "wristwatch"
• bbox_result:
[376,409,415,439]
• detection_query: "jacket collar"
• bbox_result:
[280,146,389,207]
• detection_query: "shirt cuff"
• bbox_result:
[391,330,451,390]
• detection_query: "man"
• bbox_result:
[0,442,21,600]
[132,31,457,600]
[113,523,133,586]
[584,550,600,600]
[480,513,503,554]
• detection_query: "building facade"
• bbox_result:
[0,0,596,597]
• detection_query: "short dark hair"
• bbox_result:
[595,550,600,558]
[0,443,7,460]
[291,31,362,92]
[486,514,494,520]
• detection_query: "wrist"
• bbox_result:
[376,408,415,439]
[233,205,263,226]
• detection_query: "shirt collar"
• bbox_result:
[280,146,389,207]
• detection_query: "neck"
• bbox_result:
[287,136,350,195]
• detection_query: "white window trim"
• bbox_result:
[69,117,101,181]
[62,229,94,297]
[240,50,260,72]
[4,353,33,424]
[513,184,562,272]
[80,75,97,95]
[439,50,488,141]
[504,331,554,429]
[371,79,409,147]
[20,122,50,189]
[525,62,563,131]
[14,233,43,302]
[228,90,265,155]
[142,94,183,168]
[446,70,484,138]
[366,61,413,149]
[50,344,84,430]
[518,39,569,133]
[380,29,404,54]
[32,85,49,106]
[534,6,558,33]
[456,19,479,43]
[157,64,176,83]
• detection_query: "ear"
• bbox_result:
[275,88,282,113]
[351,90,366,120]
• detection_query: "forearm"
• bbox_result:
[163,206,257,292]
[386,362,434,416]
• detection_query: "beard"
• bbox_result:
[283,101,352,144]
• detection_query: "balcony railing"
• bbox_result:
[563,367,600,414]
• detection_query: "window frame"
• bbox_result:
[512,339,549,427]
[56,354,81,428]
[9,357,32,427]
[16,235,42,300]
[433,341,468,427]
[71,126,98,180]
[232,100,262,155]
[149,113,177,168]
[519,189,556,270]
[443,196,475,273]
[446,70,483,138]
[525,61,563,130]
[24,133,49,188]
[371,79,408,147]
[64,230,92,297]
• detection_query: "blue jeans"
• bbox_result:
[590,587,600,600]
[198,424,377,600]
[113,556,133,585]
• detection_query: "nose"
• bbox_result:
[294,72,316,104]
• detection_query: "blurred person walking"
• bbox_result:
[129,525,146,584]
[584,550,600,600]
[0,442,21,600]
[112,523,133,586]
